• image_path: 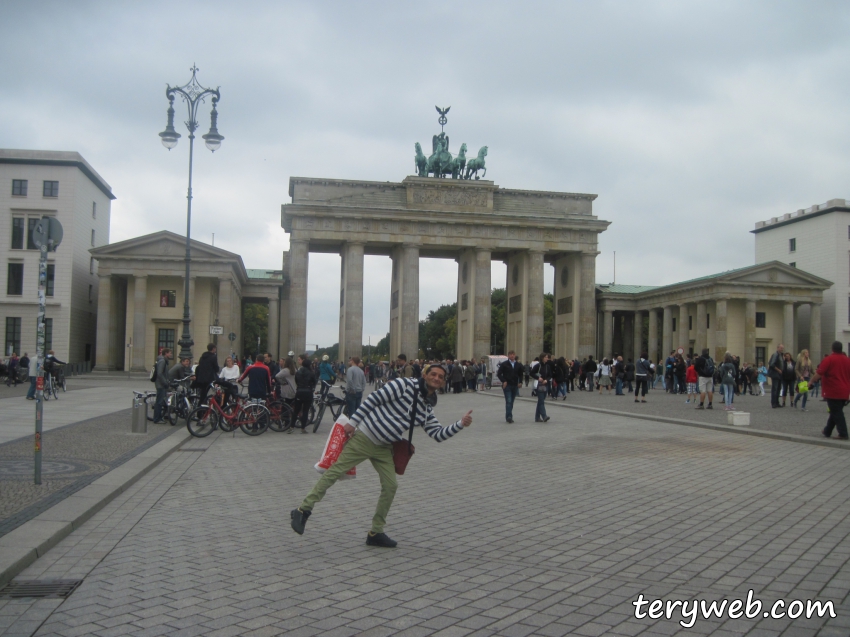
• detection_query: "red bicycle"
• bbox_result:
[187,385,270,437]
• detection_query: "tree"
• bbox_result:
[242,302,268,358]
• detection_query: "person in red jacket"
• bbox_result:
[685,360,698,404]
[811,341,850,440]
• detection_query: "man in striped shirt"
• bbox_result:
[291,364,473,547]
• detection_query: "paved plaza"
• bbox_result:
[1,389,848,636]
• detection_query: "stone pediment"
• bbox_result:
[90,230,239,261]
[723,262,832,288]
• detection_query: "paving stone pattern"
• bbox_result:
[0,411,177,536]
[495,382,836,440]
[3,392,850,636]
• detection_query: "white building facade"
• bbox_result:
[754,198,850,359]
[0,149,114,365]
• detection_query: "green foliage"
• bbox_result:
[373,332,390,358]
[242,302,268,357]
[491,288,506,355]
[419,302,458,360]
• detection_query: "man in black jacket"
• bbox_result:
[193,343,220,405]
[496,351,523,423]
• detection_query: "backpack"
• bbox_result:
[149,362,158,383]
[702,357,715,377]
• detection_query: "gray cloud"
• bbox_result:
[2,0,849,346]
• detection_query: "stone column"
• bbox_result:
[783,302,795,354]
[526,250,545,358]
[810,303,822,363]
[338,242,364,361]
[678,304,689,352]
[218,279,234,356]
[662,306,673,357]
[602,310,614,359]
[633,311,643,361]
[401,244,420,360]
[714,298,727,362]
[131,275,147,371]
[745,300,756,364]
[696,302,707,354]
[648,309,659,362]
[95,275,113,370]
[622,313,634,360]
[578,252,597,359]
[267,295,280,358]
[473,248,492,361]
[287,239,309,355]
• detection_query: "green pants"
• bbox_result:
[301,431,397,533]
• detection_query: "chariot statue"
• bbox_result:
[413,106,489,180]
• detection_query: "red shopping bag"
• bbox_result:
[314,416,356,480]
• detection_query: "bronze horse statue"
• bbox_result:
[414,142,428,177]
[465,146,488,180]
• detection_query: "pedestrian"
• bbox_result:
[757,362,767,396]
[555,357,568,400]
[290,364,473,547]
[634,353,652,403]
[193,343,220,406]
[218,356,241,404]
[291,354,317,432]
[151,348,173,424]
[793,351,811,411]
[345,356,366,417]
[693,348,716,410]
[613,356,624,396]
[496,350,522,423]
[477,358,486,391]
[811,341,850,440]
[531,353,552,422]
[768,344,785,408]
[719,353,737,411]
[597,358,612,394]
[583,355,597,391]
[449,361,464,394]
[5,353,19,387]
[624,358,635,394]
[238,353,272,400]
[275,356,298,403]
[685,358,698,404]
[463,361,477,392]
[25,355,38,400]
[318,354,335,397]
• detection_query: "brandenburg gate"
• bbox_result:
[281,175,610,362]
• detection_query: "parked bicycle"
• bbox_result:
[186,384,270,438]
[310,380,347,433]
[166,377,199,425]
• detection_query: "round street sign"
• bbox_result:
[676,347,684,355]
[228,332,237,342]
[31,217,63,251]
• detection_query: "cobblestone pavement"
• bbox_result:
[478,382,836,440]
[0,391,847,636]
[0,410,177,537]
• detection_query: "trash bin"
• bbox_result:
[132,391,148,433]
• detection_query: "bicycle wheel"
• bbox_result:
[240,404,270,436]
[60,373,67,392]
[268,401,294,432]
[166,395,178,426]
[187,406,218,437]
[312,404,327,433]
[42,378,51,401]
[329,400,343,420]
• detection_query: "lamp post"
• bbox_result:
[158,65,224,361]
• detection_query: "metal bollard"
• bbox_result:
[132,391,148,433]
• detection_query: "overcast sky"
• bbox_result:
[3,1,849,347]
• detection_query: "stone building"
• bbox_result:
[281,176,610,363]
[754,199,850,359]
[0,149,114,365]
[90,231,286,371]
[596,262,831,365]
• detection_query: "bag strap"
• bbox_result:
[408,380,419,445]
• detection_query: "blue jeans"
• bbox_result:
[153,386,168,421]
[503,385,519,421]
[557,382,567,398]
[722,384,734,405]
[535,388,547,421]
[615,378,624,395]
[346,392,362,418]
[794,391,808,409]
[26,377,36,399]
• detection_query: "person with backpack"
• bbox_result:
[693,348,715,410]
[719,353,738,410]
[151,348,173,424]
[634,353,652,403]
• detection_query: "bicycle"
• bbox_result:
[55,365,67,392]
[267,396,296,432]
[41,369,59,400]
[311,380,347,433]
[186,386,270,438]
[166,378,198,425]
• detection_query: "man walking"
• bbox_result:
[812,341,850,440]
[345,356,366,416]
[583,356,597,391]
[768,344,785,408]
[291,364,473,547]
[693,348,715,410]
[497,350,522,423]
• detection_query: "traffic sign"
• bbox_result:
[676,347,684,355]
[228,332,237,342]
[209,326,224,335]
[31,217,63,251]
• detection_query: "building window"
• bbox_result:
[43,181,59,197]
[688,316,693,330]
[88,284,93,303]
[789,262,796,268]
[706,313,710,329]
[160,290,177,308]
[756,346,766,366]
[11,218,24,249]
[46,264,55,296]
[789,238,796,252]
[26,218,39,250]
[158,328,175,355]
[90,257,95,275]
[12,179,27,196]
[91,229,95,246]
[92,201,96,219]
[672,317,677,332]
[7,263,23,295]
[5,317,21,355]
[44,317,53,352]
[756,312,766,328]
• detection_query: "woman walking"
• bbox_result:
[719,353,737,410]
[780,352,796,407]
[793,349,812,410]
[531,353,552,422]
[757,362,767,396]
[292,354,316,433]
[597,358,613,394]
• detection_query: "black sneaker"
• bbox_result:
[366,532,397,548]
[506,418,513,423]
[543,417,550,422]
[290,508,311,535]
[706,404,713,410]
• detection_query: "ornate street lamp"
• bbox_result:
[158,65,223,361]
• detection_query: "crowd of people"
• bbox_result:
[2,350,65,399]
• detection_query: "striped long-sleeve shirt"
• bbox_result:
[350,378,465,445]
